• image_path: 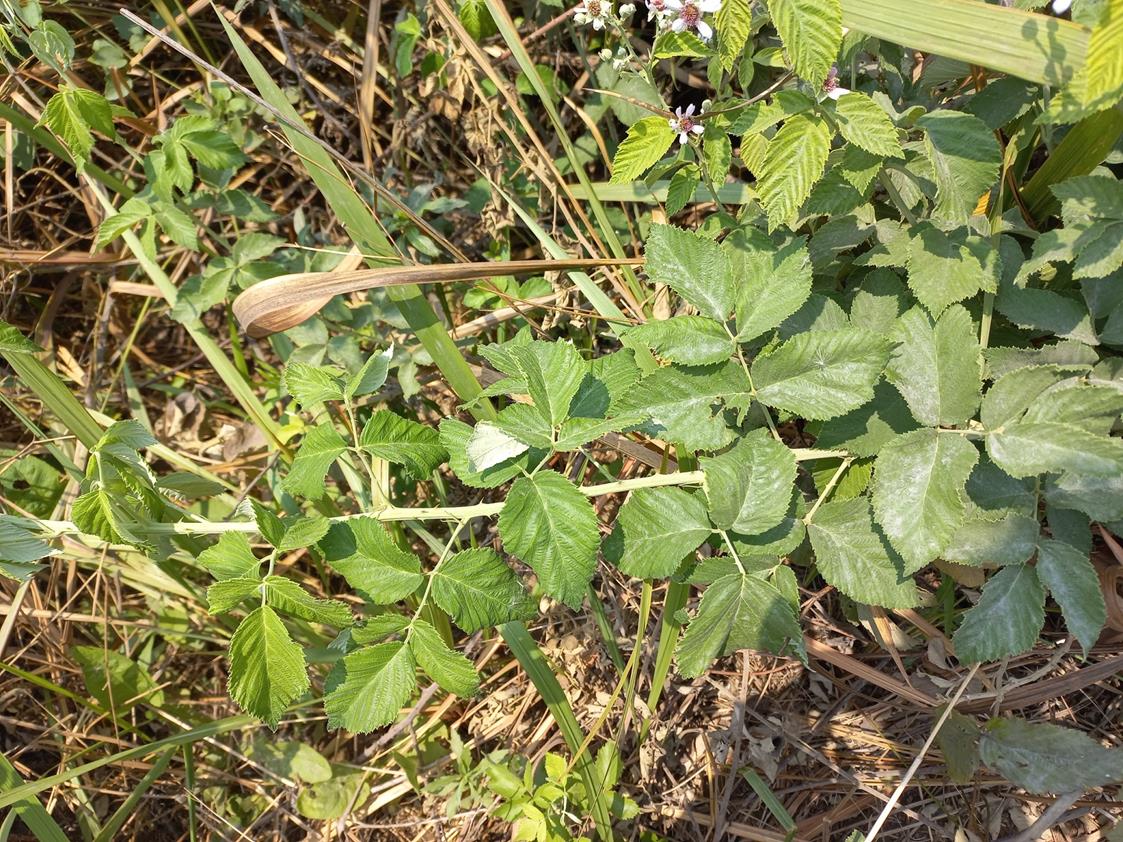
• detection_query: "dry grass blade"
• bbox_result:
[231,257,644,336]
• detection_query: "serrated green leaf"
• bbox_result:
[727,231,813,343]
[716,0,752,70]
[431,548,535,632]
[465,421,532,473]
[943,513,1038,566]
[886,305,982,426]
[409,619,479,697]
[833,92,901,157]
[767,0,841,84]
[440,418,542,488]
[498,471,599,608]
[198,532,261,581]
[666,164,701,216]
[625,316,733,365]
[508,340,587,426]
[702,430,796,535]
[602,487,711,579]
[980,718,1123,794]
[38,85,114,168]
[676,572,803,677]
[263,575,352,627]
[319,519,424,604]
[756,113,832,230]
[95,198,153,249]
[610,115,676,183]
[953,564,1044,663]
[986,421,1123,478]
[359,410,448,479]
[906,223,998,316]
[323,642,416,732]
[916,111,1001,224]
[283,423,346,499]
[71,488,123,544]
[228,605,309,728]
[652,30,712,58]
[752,328,892,420]
[351,613,411,644]
[645,224,735,320]
[807,497,917,608]
[207,577,261,614]
[996,286,1098,345]
[1044,471,1123,522]
[345,346,393,400]
[964,459,1037,519]
[980,365,1082,430]
[553,415,644,452]
[1034,539,1105,655]
[0,321,41,354]
[815,381,918,458]
[1073,0,1123,111]
[872,428,978,571]
[277,516,331,552]
[283,363,345,409]
[72,645,158,711]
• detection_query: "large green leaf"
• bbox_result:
[498,471,600,608]
[980,718,1123,795]
[886,305,982,426]
[198,532,262,581]
[814,381,918,458]
[677,572,803,677]
[953,564,1045,663]
[727,232,813,343]
[323,642,416,733]
[716,0,752,71]
[644,224,735,320]
[283,423,346,499]
[625,316,734,366]
[916,111,1001,224]
[943,513,1038,566]
[509,340,588,426]
[756,113,832,230]
[263,576,352,627]
[701,430,797,535]
[318,520,424,604]
[833,92,902,158]
[872,429,978,571]
[228,606,309,728]
[980,365,1079,430]
[1034,538,1106,655]
[441,418,542,488]
[807,497,917,608]
[751,328,892,420]
[986,421,1123,478]
[430,548,536,632]
[767,0,842,84]
[602,487,711,579]
[906,223,998,316]
[359,410,448,479]
[610,116,676,184]
[409,619,479,697]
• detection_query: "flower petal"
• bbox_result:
[696,19,713,39]
[826,86,850,100]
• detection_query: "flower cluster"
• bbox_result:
[648,0,721,41]
[573,0,636,30]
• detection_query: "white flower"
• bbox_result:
[826,86,850,100]
[663,0,721,41]
[619,3,636,16]
[574,0,612,29]
[1052,0,1072,12]
[668,104,705,144]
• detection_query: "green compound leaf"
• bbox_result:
[323,641,416,733]
[431,548,536,633]
[953,564,1045,663]
[986,421,1123,478]
[979,718,1123,795]
[283,423,346,499]
[702,430,797,536]
[727,231,813,343]
[886,305,982,427]
[915,110,1001,224]
[318,519,424,604]
[610,115,676,184]
[766,0,841,84]
[833,92,902,158]
[359,410,448,479]
[872,428,979,571]
[625,316,733,366]
[409,618,479,697]
[498,471,600,608]
[602,486,711,579]
[980,365,1081,430]
[228,605,309,728]
[1034,538,1106,656]
[807,497,917,608]
[752,328,892,420]
[676,572,803,678]
[756,113,832,230]
[644,224,735,321]
[38,85,114,169]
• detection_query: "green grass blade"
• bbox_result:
[1021,107,1123,220]
[92,747,176,842]
[1,350,105,450]
[742,767,798,834]
[0,754,69,842]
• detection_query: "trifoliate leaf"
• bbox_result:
[766,0,841,84]
[228,605,309,728]
[431,548,536,632]
[409,618,479,697]
[906,223,999,316]
[886,305,982,427]
[645,224,735,320]
[625,316,733,366]
[1034,539,1106,655]
[979,718,1123,795]
[953,564,1045,663]
[702,430,796,535]
[318,519,424,604]
[726,231,813,343]
[323,642,416,732]
[498,471,600,608]
[602,487,711,579]
[359,410,448,479]
[751,328,892,420]
[833,92,902,158]
[610,115,676,184]
[676,572,803,677]
[872,429,978,571]
[198,532,261,581]
[283,423,346,499]
[756,113,832,230]
[986,421,1123,478]
[807,497,917,608]
[916,110,1001,224]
